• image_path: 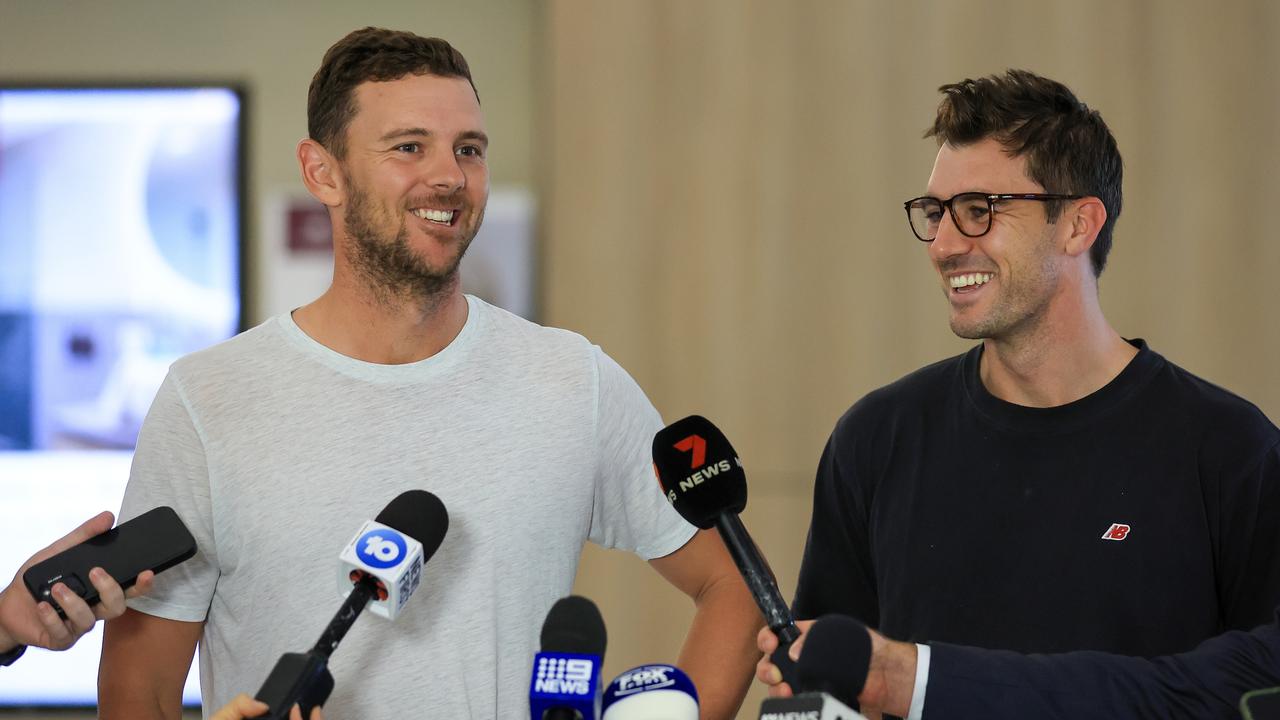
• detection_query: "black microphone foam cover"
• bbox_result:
[796,614,872,708]
[374,490,449,561]
[652,415,748,529]
[540,595,607,657]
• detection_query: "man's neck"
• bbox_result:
[978,297,1137,408]
[291,278,469,365]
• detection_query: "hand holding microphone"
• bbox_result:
[757,614,923,719]
[211,694,321,720]
[651,415,803,690]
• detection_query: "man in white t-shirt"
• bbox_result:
[98,27,761,720]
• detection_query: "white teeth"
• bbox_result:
[412,208,454,224]
[950,273,994,289]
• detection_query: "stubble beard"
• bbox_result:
[343,181,482,311]
[948,236,1061,342]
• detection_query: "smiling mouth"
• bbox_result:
[949,272,994,292]
[410,208,456,226]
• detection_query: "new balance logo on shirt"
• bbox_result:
[1101,523,1131,541]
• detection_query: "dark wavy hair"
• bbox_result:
[308,27,477,160]
[926,69,1123,276]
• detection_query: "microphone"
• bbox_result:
[529,595,607,720]
[254,490,449,719]
[651,415,802,689]
[797,615,871,707]
[758,614,871,719]
[601,664,698,720]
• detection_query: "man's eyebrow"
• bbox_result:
[377,128,489,147]
[457,130,489,147]
[379,127,431,143]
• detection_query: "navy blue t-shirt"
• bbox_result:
[793,340,1280,657]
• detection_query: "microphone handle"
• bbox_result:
[254,651,334,719]
[311,576,377,658]
[715,513,796,634]
[714,513,803,690]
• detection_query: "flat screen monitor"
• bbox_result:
[0,84,244,706]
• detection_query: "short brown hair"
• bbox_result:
[307,27,477,160]
[926,69,1123,276]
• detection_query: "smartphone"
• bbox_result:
[23,506,197,618]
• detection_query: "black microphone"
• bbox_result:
[254,490,449,719]
[529,595,608,720]
[651,415,802,690]
[759,615,871,719]
[798,615,872,706]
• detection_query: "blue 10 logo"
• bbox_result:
[356,529,408,569]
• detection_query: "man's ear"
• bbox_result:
[297,139,344,207]
[1063,197,1107,258]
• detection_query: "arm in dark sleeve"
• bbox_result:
[924,611,1280,720]
[792,413,879,625]
[1218,438,1280,630]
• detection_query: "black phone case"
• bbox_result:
[22,506,197,618]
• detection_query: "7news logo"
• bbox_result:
[673,434,736,494]
[674,434,707,468]
[534,656,595,695]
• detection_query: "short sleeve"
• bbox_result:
[586,347,696,559]
[120,371,219,622]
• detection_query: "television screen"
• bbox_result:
[0,85,243,706]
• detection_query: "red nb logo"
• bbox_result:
[674,434,707,469]
[1101,523,1131,541]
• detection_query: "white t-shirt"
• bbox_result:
[120,295,696,719]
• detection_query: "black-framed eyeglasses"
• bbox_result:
[903,192,1083,242]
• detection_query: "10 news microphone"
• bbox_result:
[253,489,450,719]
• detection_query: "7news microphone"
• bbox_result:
[652,415,803,689]
[758,615,871,720]
[253,490,449,719]
[529,595,608,720]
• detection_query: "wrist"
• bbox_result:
[868,631,918,717]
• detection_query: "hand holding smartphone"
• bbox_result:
[23,506,197,619]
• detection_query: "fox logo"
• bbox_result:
[1101,523,1131,541]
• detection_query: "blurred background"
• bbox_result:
[2,1,1278,717]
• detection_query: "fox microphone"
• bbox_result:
[602,664,698,720]
[652,415,801,688]
[759,614,871,720]
[254,490,449,719]
[529,595,607,720]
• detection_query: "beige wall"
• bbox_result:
[3,1,1280,718]
[546,1,1280,715]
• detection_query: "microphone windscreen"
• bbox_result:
[602,664,698,720]
[651,415,747,529]
[374,490,449,561]
[541,595,607,657]
[796,614,871,707]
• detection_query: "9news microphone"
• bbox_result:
[254,490,449,719]
[529,595,607,720]
[758,615,870,720]
[652,415,803,689]
[602,664,699,720]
